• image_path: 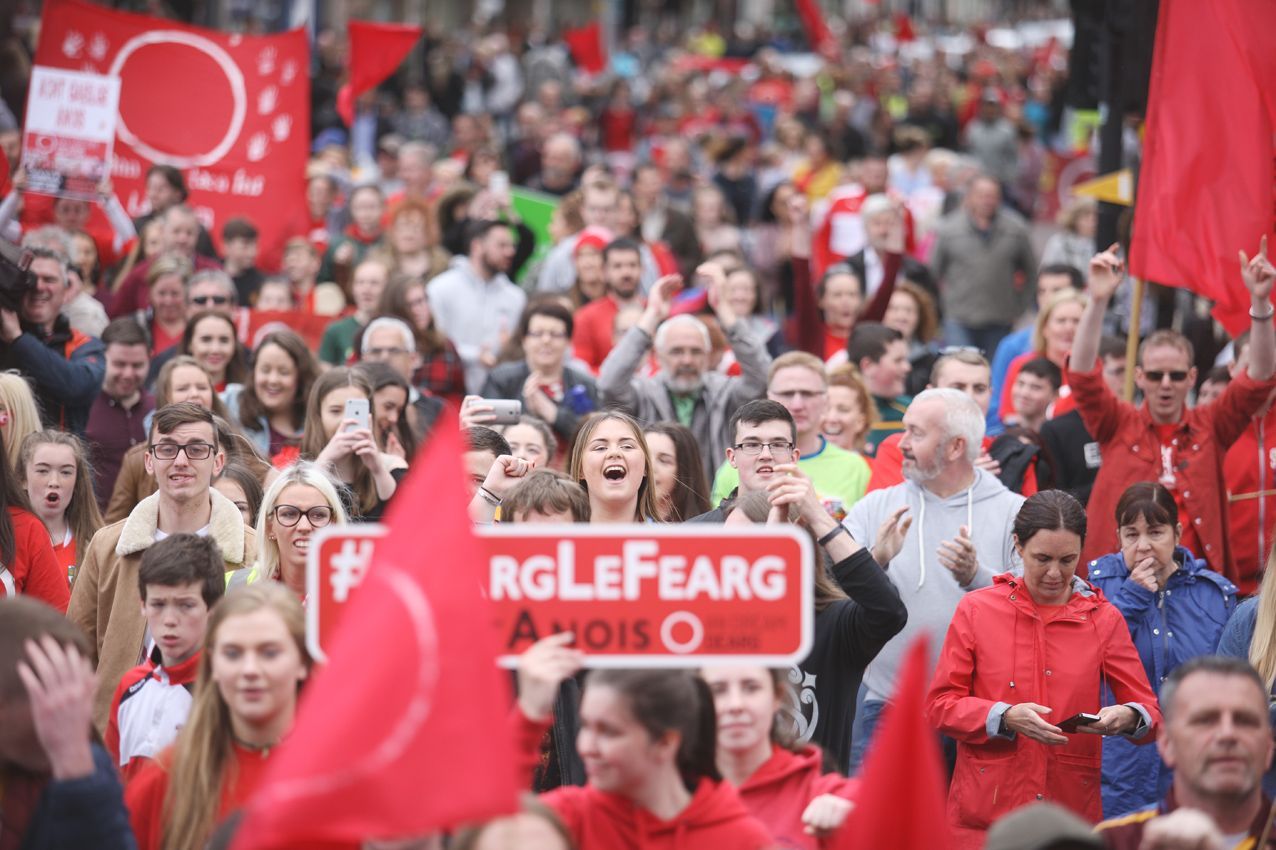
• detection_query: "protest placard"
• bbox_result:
[307,524,814,667]
[22,66,120,199]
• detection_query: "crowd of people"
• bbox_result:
[0,6,1271,850]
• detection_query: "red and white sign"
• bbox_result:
[308,524,814,667]
[33,0,309,267]
[22,66,120,199]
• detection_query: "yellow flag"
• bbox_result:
[1071,168,1134,206]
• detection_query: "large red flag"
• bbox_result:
[33,0,308,270]
[794,0,835,54]
[1128,0,1276,336]
[336,21,423,126]
[830,637,952,850]
[563,22,607,75]
[234,416,520,848]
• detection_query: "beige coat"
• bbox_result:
[68,488,257,732]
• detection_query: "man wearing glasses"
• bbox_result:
[1068,242,1276,582]
[688,398,799,523]
[708,352,870,520]
[69,402,258,732]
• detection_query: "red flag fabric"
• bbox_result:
[829,637,952,850]
[337,21,423,125]
[234,416,520,848]
[33,0,308,271]
[563,22,606,74]
[1128,0,1276,336]
[794,0,835,53]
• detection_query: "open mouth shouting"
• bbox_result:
[602,463,628,483]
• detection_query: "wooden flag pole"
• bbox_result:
[1123,277,1144,402]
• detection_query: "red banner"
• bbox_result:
[336,21,423,126]
[34,0,309,268]
[1128,0,1276,335]
[308,525,815,667]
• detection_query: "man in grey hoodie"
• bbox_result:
[845,387,1026,769]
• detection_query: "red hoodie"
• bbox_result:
[517,713,773,850]
[735,746,858,850]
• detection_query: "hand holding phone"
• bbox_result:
[343,397,371,434]
[482,398,522,426]
[1058,712,1102,733]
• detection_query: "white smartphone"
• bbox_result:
[343,397,371,433]
[489,170,510,196]
[483,398,521,426]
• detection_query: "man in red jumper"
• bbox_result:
[572,237,644,373]
[1224,330,1276,596]
[1067,241,1276,584]
[104,533,225,783]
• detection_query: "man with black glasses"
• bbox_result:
[69,402,258,732]
[690,398,799,523]
[1067,242,1276,581]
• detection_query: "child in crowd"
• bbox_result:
[104,533,226,782]
[18,429,104,587]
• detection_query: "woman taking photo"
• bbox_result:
[354,360,417,461]
[926,490,1161,850]
[515,639,775,849]
[298,368,405,522]
[180,310,249,392]
[227,462,349,596]
[643,423,710,523]
[1087,481,1236,817]
[223,330,318,466]
[125,582,354,850]
[567,411,659,524]
[481,300,599,448]
[18,429,103,588]
[997,290,1086,426]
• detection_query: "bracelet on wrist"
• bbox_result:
[478,486,501,506]
[817,524,850,546]
[1251,305,1275,321]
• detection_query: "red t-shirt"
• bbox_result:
[150,322,183,358]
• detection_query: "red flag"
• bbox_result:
[235,416,520,848]
[337,21,423,125]
[1128,0,1276,336]
[830,637,952,850]
[563,22,606,74]
[34,0,308,271]
[794,0,835,53]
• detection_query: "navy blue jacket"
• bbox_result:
[15,744,136,850]
[1089,546,1237,818]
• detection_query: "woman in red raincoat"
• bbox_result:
[926,490,1161,849]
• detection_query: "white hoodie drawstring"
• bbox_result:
[916,484,976,589]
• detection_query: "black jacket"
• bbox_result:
[1039,408,1101,506]
[11,744,137,850]
[796,548,908,775]
[480,361,599,442]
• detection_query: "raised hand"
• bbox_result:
[1087,243,1125,302]
[516,633,584,722]
[640,274,683,333]
[1240,235,1275,305]
[17,636,97,779]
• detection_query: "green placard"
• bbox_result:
[510,186,560,285]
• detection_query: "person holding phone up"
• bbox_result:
[298,368,406,522]
[925,491,1161,850]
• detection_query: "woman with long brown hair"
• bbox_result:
[373,274,466,398]
[18,429,104,587]
[223,330,319,466]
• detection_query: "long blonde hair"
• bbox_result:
[1031,290,1088,359]
[0,373,43,473]
[1249,545,1276,691]
[568,411,659,522]
[254,461,348,583]
[162,582,311,850]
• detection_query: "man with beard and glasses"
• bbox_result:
[598,263,772,482]
[843,387,1024,771]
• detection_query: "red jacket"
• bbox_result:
[926,573,1160,850]
[736,745,859,850]
[1223,401,1276,595]
[1066,361,1276,582]
[0,508,69,612]
[573,295,625,374]
[516,713,772,850]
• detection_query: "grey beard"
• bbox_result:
[902,456,945,484]
[662,372,703,395]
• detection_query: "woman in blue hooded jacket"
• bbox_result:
[1087,481,1237,818]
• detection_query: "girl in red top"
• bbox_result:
[126,582,353,850]
[142,254,190,358]
[516,635,774,850]
[17,429,103,590]
[0,426,69,611]
[702,666,858,849]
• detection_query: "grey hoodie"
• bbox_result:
[845,468,1025,703]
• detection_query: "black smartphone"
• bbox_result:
[1059,712,1102,733]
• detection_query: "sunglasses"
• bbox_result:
[191,295,231,306]
[1143,370,1189,383]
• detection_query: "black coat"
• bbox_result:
[479,361,599,442]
